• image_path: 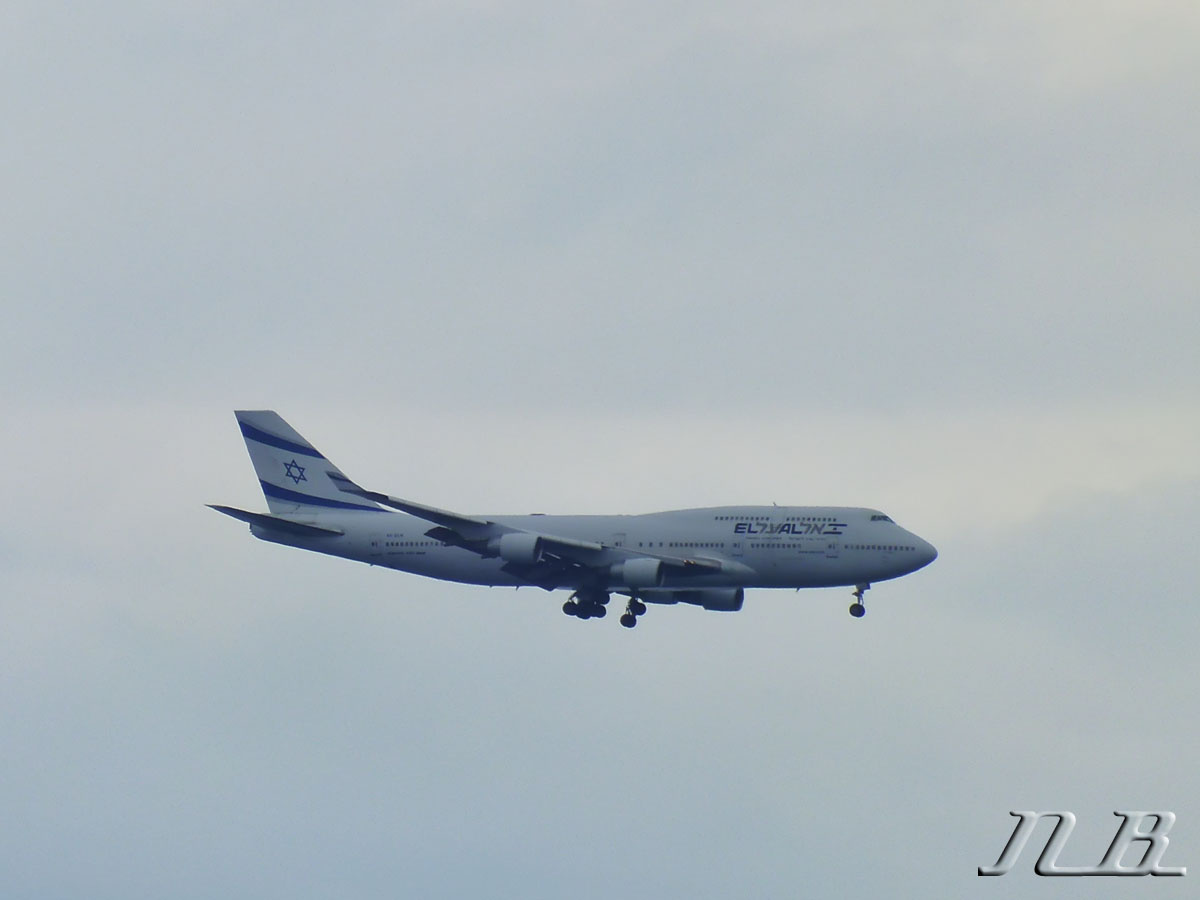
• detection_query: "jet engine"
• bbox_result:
[487,532,543,564]
[640,587,745,612]
[610,557,665,588]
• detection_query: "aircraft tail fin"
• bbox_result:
[234,410,385,514]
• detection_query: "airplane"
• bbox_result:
[210,411,938,627]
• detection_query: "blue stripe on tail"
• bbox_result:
[260,480,384,511]
[239,420,326,458]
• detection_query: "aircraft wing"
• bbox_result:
[330,473,494,534]
[331,475,724,585]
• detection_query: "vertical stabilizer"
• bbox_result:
[234,410,384,514]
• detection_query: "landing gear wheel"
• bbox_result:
[622,596,647,628]
[567,589,609,622]
[848,583,870,618]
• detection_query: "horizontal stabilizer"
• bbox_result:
[208,505,345,537]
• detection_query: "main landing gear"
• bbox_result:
[562,590,647,627]
[562,589,609,620]
[619,597,647,629]
[849,583,870,618]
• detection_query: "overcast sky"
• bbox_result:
[2,2,1198,898]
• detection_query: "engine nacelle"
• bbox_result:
[488,532,543,564]
[610,557,665,588]
[640,587,745,612]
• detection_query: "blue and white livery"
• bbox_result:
[211,411,938,627]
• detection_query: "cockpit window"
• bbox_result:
[870,514,893,522]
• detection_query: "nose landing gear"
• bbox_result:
[849,583,869,618]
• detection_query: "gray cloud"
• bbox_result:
[2,3,1198,897]
[4,2,1198,413]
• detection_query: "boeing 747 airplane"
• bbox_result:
[211,411,937,627]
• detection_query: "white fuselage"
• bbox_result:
[251,504,937,592]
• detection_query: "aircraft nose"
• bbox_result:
[916,538,938,569]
